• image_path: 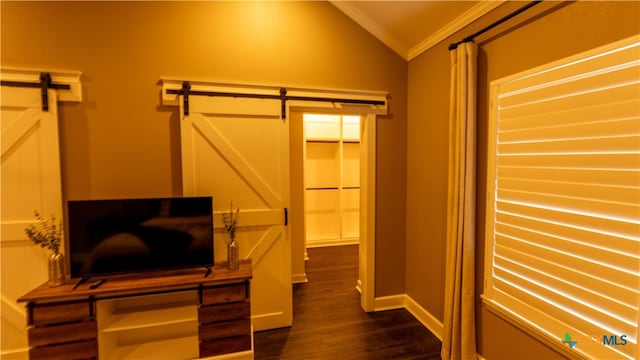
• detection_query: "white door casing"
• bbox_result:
[359,113,376,312]
[0,68,81,357]
[288,104,381,314]
[163,79,386,328]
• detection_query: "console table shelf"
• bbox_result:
[18,260,253,360]
[101,304,197,332]
[104,335,199,360]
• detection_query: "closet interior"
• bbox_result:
[303,114,361,248]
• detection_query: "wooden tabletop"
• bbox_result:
[18,260,252,303]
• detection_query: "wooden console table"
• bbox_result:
[18,260,252,360]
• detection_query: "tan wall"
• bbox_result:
[407,1,639,359]
[1,1,407,296]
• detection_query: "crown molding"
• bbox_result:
[329,0,410,59]
[330,1,505,61]
[407,0,505,60]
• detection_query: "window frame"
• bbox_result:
[482,34,640,360]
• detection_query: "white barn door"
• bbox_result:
[0,69,81,358]
[1,87,62,357]
[179,90,292,331]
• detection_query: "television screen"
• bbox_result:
[67,196,214,278]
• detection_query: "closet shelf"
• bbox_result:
[305,186,360,191]
[305,139,360,144]
[306,139,340,143]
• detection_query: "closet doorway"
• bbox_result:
[303,114,360,247]
[291,110,376,312]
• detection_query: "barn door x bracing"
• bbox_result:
[0,69,81,358]
[167,82,292,330]
[162,80,388,331]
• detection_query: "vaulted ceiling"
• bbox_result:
[330,1,505,60]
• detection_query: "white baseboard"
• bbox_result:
[374,294,443,341]
[373,295,490,359]
[251,312,289,332]
[404,295,443,341]
[0,349,29,360]
[292,273,308,284]
[374,294,406,311]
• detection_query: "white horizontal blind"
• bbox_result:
[484,35,640,360]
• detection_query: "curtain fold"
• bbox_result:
[441,41,478,360]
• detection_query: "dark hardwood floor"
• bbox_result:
[253,245,441,359]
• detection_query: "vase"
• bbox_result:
[48,251,65,287]
[227,238,239,271]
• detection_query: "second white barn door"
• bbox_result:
[1,87,62,357]
[179,93,291,331]
[1,69,81,358]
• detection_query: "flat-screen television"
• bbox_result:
[67,196,214,279]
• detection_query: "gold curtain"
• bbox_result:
[442,41,478,360]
